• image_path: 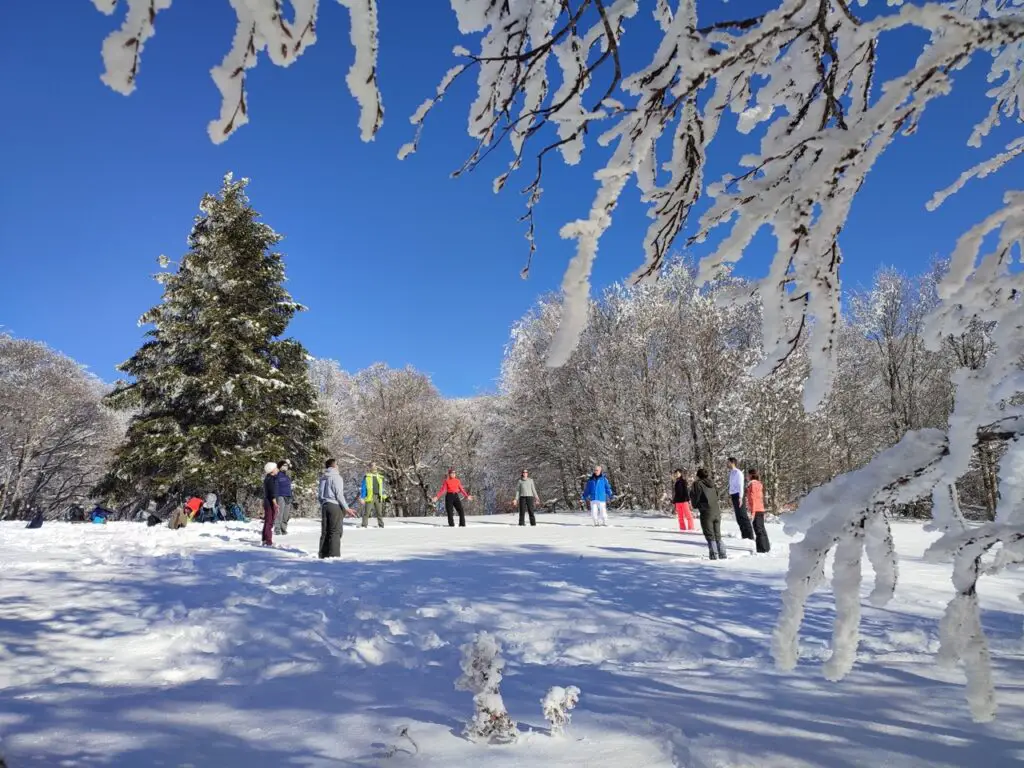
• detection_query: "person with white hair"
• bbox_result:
[582,465,614,526]
[262,461,280,546]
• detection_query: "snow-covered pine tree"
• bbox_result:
[95,173,325,505]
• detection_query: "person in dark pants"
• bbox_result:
[359,462,388,529]
[262,461,280,546]
[317,458,355,558]
[672,468,694,531]
[691,468,726,560]
[727,457,755,540]
[435,467,473,527]
[747,469,771,553]
[514,469,540,526]
[275,460,293,535]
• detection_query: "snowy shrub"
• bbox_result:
[541,685,581,735]
[455,632,519,744]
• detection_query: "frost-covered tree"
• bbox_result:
[0,335,124,519]
[96,174,326,504]
[849,267,951,445]
[541,685,581,735]
[310,360,493,515]
[492,260,768,509]
[456,632,519,744]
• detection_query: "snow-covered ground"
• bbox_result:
[1,513,1022,767]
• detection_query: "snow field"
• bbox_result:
[1,513,1022,767]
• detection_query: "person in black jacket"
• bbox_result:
[690,468,726,560]
[672,469,694,531]
[262,461,280,547]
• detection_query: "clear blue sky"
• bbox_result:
[1,3,1017,397]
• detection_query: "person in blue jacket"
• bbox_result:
[582,465,614,526]
[274,460,294,536]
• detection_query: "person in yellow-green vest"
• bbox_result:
[359,462,388,528]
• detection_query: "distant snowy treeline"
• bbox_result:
[308,258,1004,519]
[0,257,1003,521]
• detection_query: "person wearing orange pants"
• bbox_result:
[672,468,694,531]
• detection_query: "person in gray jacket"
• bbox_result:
[690,468,726,560]
[317,458,355,559]
[514,469,540,526]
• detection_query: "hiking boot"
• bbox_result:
[707,543,718,560]
[716,540,727,559]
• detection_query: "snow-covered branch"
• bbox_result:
[97,0,380,145]
[776,186,1024,721]
[92,1,1023,386]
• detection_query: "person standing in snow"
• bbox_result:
[262,461,280,546]
[582,466,614,527]
[672,468,694,531]
[274,460,294,536]
[747,469,771,554]
[359,462,388,529]
[318,458,355,558]
[514,469,540,527]
[727,457,755,540]
[691,468,726,560]
[435,467,473,527]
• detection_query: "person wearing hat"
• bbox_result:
[275,460,294,535]
[434,467,473,527]
[262,461,280,546]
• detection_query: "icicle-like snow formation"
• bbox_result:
[336,0,383,141]
[97,0,173,95]
[96,0,381,144]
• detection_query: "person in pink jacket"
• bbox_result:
[747,469,771,553]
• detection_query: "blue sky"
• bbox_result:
[0,3,1017,397]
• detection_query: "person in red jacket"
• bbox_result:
[435,467,473,527]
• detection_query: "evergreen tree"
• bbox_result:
[96,173,325,504]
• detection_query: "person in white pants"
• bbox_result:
[582,466,614,526]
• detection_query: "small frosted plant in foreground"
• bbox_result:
[542,685,581,735]
[455,632,519,744]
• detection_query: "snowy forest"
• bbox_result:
[0,253,993,522]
